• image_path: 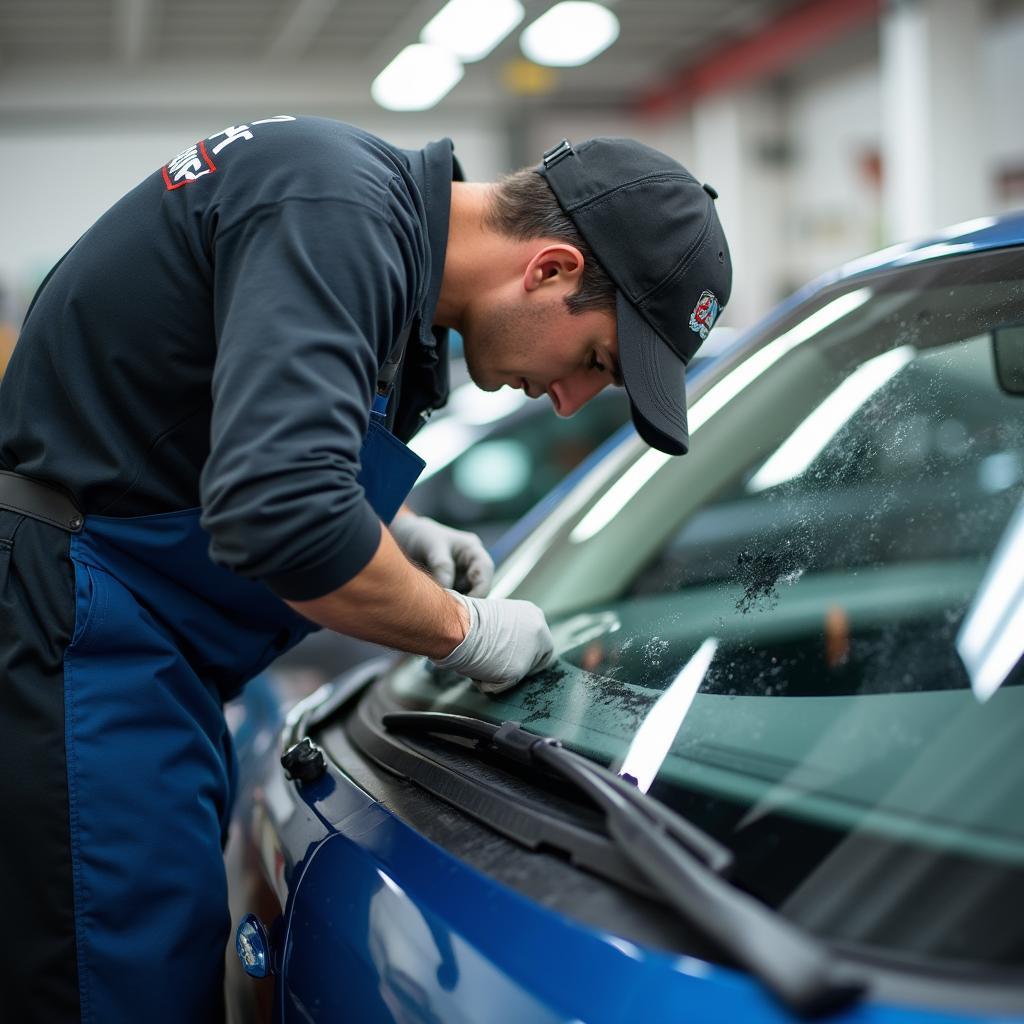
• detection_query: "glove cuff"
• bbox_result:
[431,591,478,668]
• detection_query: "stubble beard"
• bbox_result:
[461,298,547,393]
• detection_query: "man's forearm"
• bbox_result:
[284,526,469,659]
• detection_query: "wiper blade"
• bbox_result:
[382,711,866,1018]
[383,710,732,875]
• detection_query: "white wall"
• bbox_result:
[523,110,694,170]
[740,1,1024,317]
[985,4,1024,211]
[1,129,194,298]
[3,3,1024,329]
[784,66,883,289]
[0,111,504,314]
[881,0,995,241]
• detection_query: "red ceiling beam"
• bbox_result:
[635,0,882,118]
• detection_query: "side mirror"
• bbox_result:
[993,325,1024,395]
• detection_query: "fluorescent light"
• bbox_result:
[570,447,672,543]
[958,499,1024,702]
[748,345,915,492]
[935,216,997,240]
[520,1,619,67]
[966,596,1024,703]
[618,638,719,793]
[371,44,464,111]
[891,241,975,267]
[422,0,524,62]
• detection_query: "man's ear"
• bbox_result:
[522,244,585,294]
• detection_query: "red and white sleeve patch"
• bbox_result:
[161,116,295,191]
[162,139,217,191]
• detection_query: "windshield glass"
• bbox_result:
[380,249,1024,970]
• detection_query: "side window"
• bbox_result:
[413,394,629,541]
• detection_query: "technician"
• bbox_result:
[0,115,730,1022]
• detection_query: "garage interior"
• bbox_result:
[2,3,1024,1022]
[1,0,1023,350]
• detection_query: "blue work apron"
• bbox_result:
[61,394,425,1022]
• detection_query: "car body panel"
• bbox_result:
[251,725,979,1024]
[233,213,1024,1022]
[232,663,1015,1022]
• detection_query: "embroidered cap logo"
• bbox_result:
[689,290,720,341]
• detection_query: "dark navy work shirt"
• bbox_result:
[0,116,461,600]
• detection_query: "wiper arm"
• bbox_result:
[383,710,732,875]
[383,711,866,1018]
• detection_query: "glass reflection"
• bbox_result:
[748,345,915,492]
[617,638,718,793]
[957,497,1024,702]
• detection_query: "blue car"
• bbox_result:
[228,213,1024,1023]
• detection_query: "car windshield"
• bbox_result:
[379,248,1024,970]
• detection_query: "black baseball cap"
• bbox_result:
[538,137,732,455]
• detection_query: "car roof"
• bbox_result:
[784,208,1024,314]
[703,207,1024,376]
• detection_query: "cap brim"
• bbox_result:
[617,293,690,455]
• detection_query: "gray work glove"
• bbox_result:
[391,514,494,597]
[432,590,557,694]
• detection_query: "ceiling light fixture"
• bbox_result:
[422,0,525,63]
[520,1,619,68]
[371,43,464,111]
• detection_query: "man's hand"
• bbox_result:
[390,513,494,597]
[284,520,552,693]
[432,590,556,694]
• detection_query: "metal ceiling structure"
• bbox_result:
[0,0,808,113]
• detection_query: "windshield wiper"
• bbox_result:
[383,710,732,874]
[382,711,867,1018]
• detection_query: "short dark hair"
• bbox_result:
[486,168,617,316]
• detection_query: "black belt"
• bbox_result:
[0,471,84,533]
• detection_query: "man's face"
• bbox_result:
[461,285,622,417]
